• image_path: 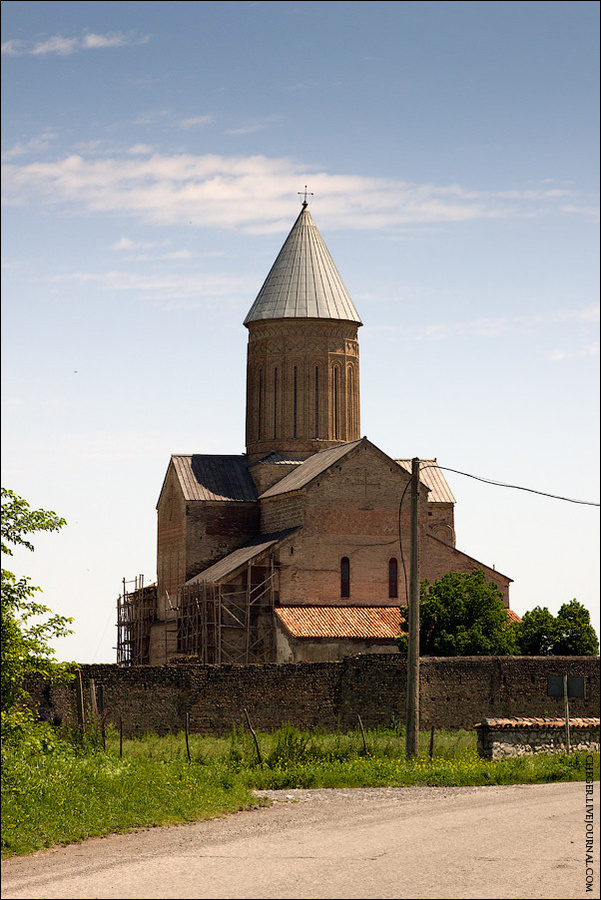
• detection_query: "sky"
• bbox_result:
[1,0,599,664]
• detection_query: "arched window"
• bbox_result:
[388,558,398,599]
[341,557,350,598]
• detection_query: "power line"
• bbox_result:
[421,464,600,507]
[397,460,599,600]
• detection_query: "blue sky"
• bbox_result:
[2,0,599,664]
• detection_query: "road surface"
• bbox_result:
[1,782,597,899]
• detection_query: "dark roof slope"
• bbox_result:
[170,454,258,502]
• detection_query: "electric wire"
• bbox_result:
[421,463,600,507]
[397,461,599,604]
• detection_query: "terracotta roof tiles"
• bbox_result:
[477,717,600,729]
[275,605,404,640]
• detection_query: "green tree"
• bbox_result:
[553,599,599,656]
[396,569,518,656]
[515,605,557,655]
[1,488,73,722]
[514,599,598,656]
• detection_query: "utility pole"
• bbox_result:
[405,457,420,759]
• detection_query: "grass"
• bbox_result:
[2,721,598,858]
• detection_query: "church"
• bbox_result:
[117,201,513,666]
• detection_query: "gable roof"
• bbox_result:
[427,533,513,583]
[168,454,258,503]
[395,459,456,504]
[275,606,404,640]
[186,528,297,585]
[259,438,365,499]
[244,204,362,326]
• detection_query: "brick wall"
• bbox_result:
[28,655,600,738]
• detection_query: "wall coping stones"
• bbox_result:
[476,716,600,729]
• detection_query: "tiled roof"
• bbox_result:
[506,609,521,623]
[395,459,456,504]
[186,528,297,585]
[244,205,362,325]
[275,605,404,640]
[170,455,258,503]
[259,439,364,499]
[477,717,600,729]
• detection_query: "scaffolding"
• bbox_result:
[117,575,157,666]
[175,557,277,664]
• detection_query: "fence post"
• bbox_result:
[75,670,86,734]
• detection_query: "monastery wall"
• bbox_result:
[29,655,599,738]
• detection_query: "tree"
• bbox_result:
[1,488,73,720]
[552,599,598,656]
[514,605,557,655]
[396,569,518,656]
[514,599,598,656]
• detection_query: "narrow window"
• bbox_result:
[341,557,350,598]
[389,558,398,599]
[257,368,263,440]
[333,366,339,440]
[273,367,278,439]
[348,366,354,437]
[293,365,298,438]
[314,366,320,438]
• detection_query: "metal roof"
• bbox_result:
[186,529,297,585]
[244,204,362,326]
[275,606,404,640]
[259,439,364,499]
[171,455,258,503]
[395,459,456,504]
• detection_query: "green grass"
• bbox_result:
[2,722,598,858]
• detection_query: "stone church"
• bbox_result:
[117,201,514,666]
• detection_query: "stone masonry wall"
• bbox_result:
[476,719,600,759]
[27,655,600,739]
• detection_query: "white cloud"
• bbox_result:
[179,116,213,129]
[1,132,57,161]
[127,144,155,155]
[110,236,191,260]
[548,343,599,362]
[422,306,600,342]
[111,237,172,251]
[226,124,264,136]
[46,269,248,307]
[1,150,596,233]
[31,35,81,56]
[1,40,23,56]
[2,31,147,56]
[82,33,131,50]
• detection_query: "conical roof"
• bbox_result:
[244,204,362,326]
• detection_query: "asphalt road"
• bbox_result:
[1,782,597,899]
